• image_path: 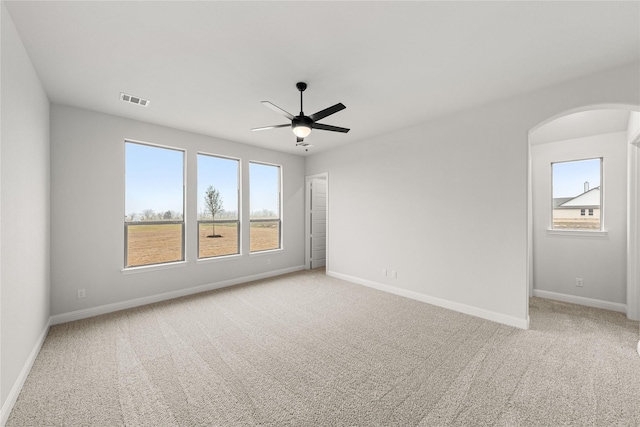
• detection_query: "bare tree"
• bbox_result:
[141,209,155,221]
[204,185,223,237]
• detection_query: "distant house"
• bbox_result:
[553,186,601,219]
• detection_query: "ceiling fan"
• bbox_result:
[251,82,350,145]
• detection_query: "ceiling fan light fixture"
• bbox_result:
[292,123,312,138]
[292,115,313,138]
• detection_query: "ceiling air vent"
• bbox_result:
[120,92,150,107]
[296,142,313,151]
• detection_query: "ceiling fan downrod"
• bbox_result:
[296,81,307,114]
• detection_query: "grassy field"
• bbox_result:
[552,218,600,230]
[126,224,183,267]
[198,223,239,259]
[126,222,279,267]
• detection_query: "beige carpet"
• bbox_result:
[7,269,640,426]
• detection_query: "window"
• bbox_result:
[551,158,602,230]
[125,141,185,267]
[250,162,281,252]
[198,154,240,258]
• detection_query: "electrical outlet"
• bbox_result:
[575,278,584,287]
[77,289,86,299]
[392,270,397,279]
[382,269,387,276]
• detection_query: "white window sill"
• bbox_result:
[250,248,283,257]
[121,261,188,275]
[546,229,608,237]
[196,253,243,264]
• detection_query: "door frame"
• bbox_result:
[628,130,639,322]
[305,172,329,270]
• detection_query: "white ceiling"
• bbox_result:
[4,1,639,156]
[530,109,632,145]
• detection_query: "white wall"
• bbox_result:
[532,131,628,307]
[305,62,640,329]
[49,105,305,317]
[0,2,51,419]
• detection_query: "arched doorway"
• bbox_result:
[527,105,639,332]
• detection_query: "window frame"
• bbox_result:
[249,161,282,254]
[550,157,604,233]
[124,139,186,269]
[196,152,241,260]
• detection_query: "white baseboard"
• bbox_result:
[50,265,305,325]
[1,318,51,427]
[532,289,627,313]
[327,271,530,330]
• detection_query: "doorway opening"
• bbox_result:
[528,106,639,323]
[305,173,328,271]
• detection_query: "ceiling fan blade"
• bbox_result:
[262,101,294,120]
[309,103,346,122]
[312,123,350,133]
[251,124,290,132]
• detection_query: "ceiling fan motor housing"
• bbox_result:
[292,115,313,128]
